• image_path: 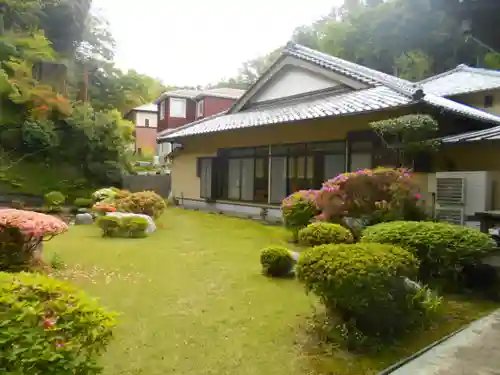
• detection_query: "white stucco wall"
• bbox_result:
[252,66,343,103]
[135,111,158,128]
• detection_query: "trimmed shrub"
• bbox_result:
[96,216,122,237]
[0,272,117,375]
[115,191,166,219]
[92,188,119,203]
[121,216,149,238]
[74,197,93,208]
[298,222,353,246]
[296,243,439,342]
[44,191,66,207]
[281,190,320,240]
[0,209,68,272]
[361,221,496,282]
[315,168,427,226]
[260,246,295,277]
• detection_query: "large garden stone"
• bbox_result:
[75,213,94,225]
[106,212,156,233]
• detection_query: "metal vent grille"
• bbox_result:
[436,178,465,205]
[435,208,464,225]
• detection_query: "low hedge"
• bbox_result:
[260,246,295,277]
[0,272,117,375]
[96,215,150,238]
[296,243,439,341]
[298,222,353,246]
[361,221,496,282]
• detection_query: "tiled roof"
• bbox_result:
[420,64,500,97]
[155,88,245,104]
[196,88,245,100]
[423,94,500,125]
[158,43,500,141]
[286,43,422,98]
[440,125,500,143]
[157,87,412,140]
[132,103,157,113]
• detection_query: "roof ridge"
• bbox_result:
[460,65,500,78]
[418,66,463,84]
[285,42,423,99]
[157,110,229,140]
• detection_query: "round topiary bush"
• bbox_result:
[115,191,166,219]
[44,191,66,208]
[298,222,353,246]
[0,272,117,375]
[296,243,437,340]
[281,190,320,240]
[260,246,295,277]
[74,197,93,208]
[361,221,496,282]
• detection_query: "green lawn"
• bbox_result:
[45,209,498,375]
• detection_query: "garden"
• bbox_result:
[0,168,499,375]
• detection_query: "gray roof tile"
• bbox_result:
[421,65,500,97]
[441,125,500,143]
[158,87,411,140]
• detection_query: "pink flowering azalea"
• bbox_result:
[0,209,68,238]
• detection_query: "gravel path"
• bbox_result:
[391,309,500,375]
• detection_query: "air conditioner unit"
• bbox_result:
[435,207,465,226]
[429,171,494,228]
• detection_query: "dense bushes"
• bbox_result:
[315,168,427,226]
[0,209,68,272]
[0,272,117,375]
[74,197,93,208]
[296,243,440,346]
[260,246,295,277]
[44,190,66,211]
[361,221,496,282]
[115,191,166,219]
[281,190,319,240]
[96,215,150,238]
[298,222,353,246]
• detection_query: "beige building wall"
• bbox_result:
[454,89,500,115]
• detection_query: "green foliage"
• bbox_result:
[260,246,295,277]
[0,271,117,375]
[74,197,93,208]
[370,114,439,164]
[296,243,440,344]
[361,221,497,283]
[96,215,150,239]
[115,191,166,219]
[44,190,66,207]
[281,190,319,240]
[96,216,122,238]
[316,168,427,226]
[48,252,65,270]
[394,50,434,81]
[121,216,150,238]
[298,222,353,246]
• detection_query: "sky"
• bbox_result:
[93,0,342,87]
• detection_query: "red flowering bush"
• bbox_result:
[315,168,427,227]
[92,202,117,215]
[0,209,68,272]
[281,190,320,241]
[0,272,117,375]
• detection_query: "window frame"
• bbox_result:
[196,99,204,118]
[484,94,494,108]
[159,100,165,120]
[169,97,187,118]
